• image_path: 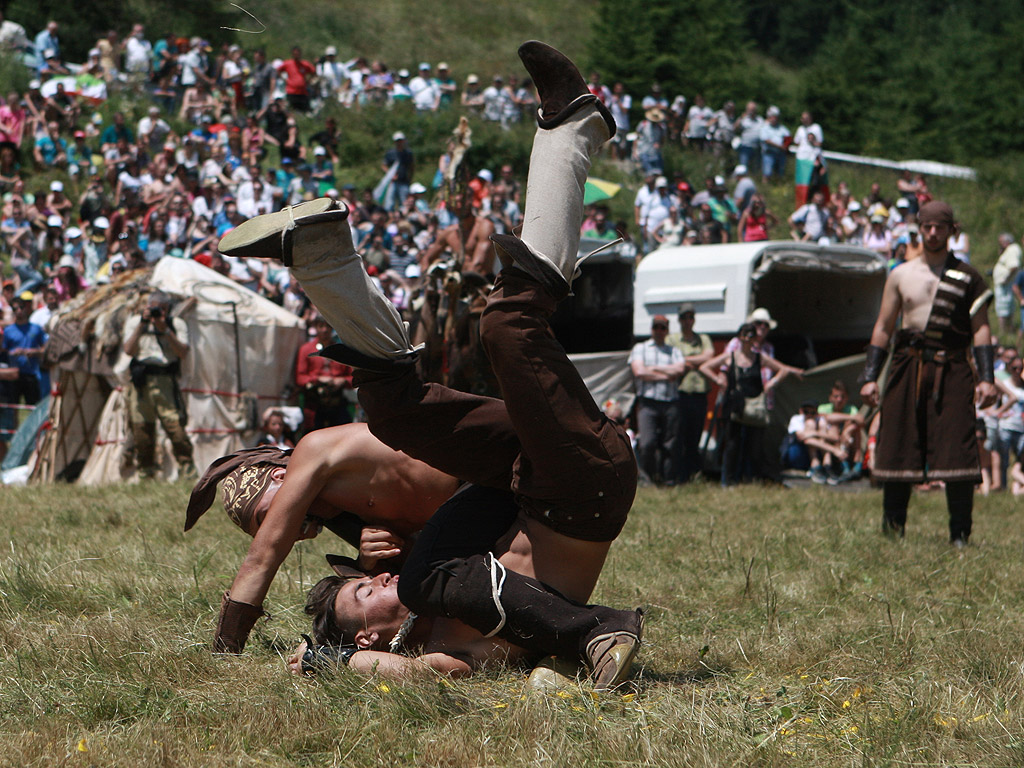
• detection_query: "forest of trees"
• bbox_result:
[588,0,1024,163]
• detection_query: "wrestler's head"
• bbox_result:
[185,446,319,539]
[917,201,956,255]
[305,570,409,650]
[220,463,286,535]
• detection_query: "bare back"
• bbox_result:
[305,423,461,537]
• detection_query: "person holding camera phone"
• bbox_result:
[122,291,195,479]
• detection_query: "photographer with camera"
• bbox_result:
[122,291,195,479]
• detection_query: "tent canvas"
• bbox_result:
[32,257,306,484]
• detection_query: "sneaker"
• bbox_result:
[810,466,828,484]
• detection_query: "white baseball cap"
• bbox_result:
[50,180,64,192]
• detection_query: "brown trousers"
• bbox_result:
[357,271,637,542]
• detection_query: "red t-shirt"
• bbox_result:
[276,59,315,96]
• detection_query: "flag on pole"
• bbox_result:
[374,161,400,209]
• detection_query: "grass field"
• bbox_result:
[3,478,1024,766]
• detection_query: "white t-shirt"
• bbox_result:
[686,105,714,139]
[410,76,439,110]
[124,36,152,73]
[794,123,823,161]
[609,92,632,131]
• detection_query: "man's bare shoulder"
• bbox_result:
[424,617,525,669]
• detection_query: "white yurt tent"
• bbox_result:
[33,257,306,484]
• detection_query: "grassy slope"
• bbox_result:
[2,479,1023,766]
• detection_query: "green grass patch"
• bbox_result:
[2,479,1024,765]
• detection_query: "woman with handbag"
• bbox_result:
[700,323,788,487]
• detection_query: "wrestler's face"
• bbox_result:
[248,468,285,532]
[920,220,952,254]
[333,572,408,649]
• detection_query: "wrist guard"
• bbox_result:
[213,591,266,653]
[858,344,887,384]
[973,344,996,383]
[299,634,359,674]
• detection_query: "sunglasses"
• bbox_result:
[652,324,668,331]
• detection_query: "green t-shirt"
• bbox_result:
[669,332,712,394]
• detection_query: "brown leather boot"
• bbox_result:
[213,591,266,653]
[517,40,615,136]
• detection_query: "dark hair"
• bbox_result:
[305,575,359,645]
[831,380,848,394]
[738,322,757,338]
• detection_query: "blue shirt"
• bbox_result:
[2,321,46,379]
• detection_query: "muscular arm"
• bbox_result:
[972,308,998,408]
[860,269,903,407]
[227,437,335,607]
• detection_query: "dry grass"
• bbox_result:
[2,478,1024,766]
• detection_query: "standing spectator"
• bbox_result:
[433,62,457,108]
[700,323,788,487]
[122,292,195,479]
[684,93,713,151]
[632,107,665,174]
[33,20,59,69]
[276,46,316,113]
[123,23,152,81]
[410,63,440,113]
[461,74,484,115]
[859,201,996,546]
[482,75,509,124]
[669,303,714,482]
[948,221,970,263]
[1,292,46,408]
[382,131,413,212]
[641,82,668,111]
[247,49,276,113]
[993,233,1021,336]
[793,111,825,206]
[607,82,632,160]
[630,314,685,486]
[317,46,348,103]
[734,101,763,172]
[0,11,31,56]
[295,314,353,432]
[759,106,790,183]
[709,100,736,154]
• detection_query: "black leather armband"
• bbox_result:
[300,634,360,674]
[973,344,996,383]
[858,344,887,384]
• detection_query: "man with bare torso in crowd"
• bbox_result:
[860,200,996,546]
[418,191,496,275]
[217,41,642,689]
[185,422,460,652]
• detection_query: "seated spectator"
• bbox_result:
[784,399,845,481]
[788,190,830,242]
[52,254,89,303]
[818,380,865,484]
[257,407,295,449]
[738,194,777,242]
[34,121,67,169]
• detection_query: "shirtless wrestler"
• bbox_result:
[220,41,642,688]
[860,200,997,544]
[184,422,459,652]
[418,191,496,275]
